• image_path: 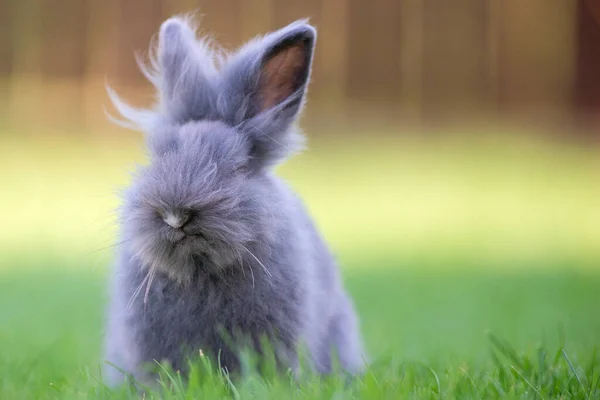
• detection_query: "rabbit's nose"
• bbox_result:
[163,210,191,229]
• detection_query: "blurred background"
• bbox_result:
[2,0,600,130]
[2,0,600,395]
[2,0,600,263]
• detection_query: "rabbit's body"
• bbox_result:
[105,176,362,384]
[103,17,364,386]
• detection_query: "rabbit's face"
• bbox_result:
[122,120,272,281]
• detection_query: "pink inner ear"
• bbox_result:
[259,42,307,111]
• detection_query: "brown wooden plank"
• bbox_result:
[486,0,500,111]
[8,0,43,129]
[273,0,319,26]
[421,0,490,118]
[575,0,600,117]
[83,0,122,131]
[0,0,14,124]
[37,0,88,128]
[117,0,163,88]
[0,0,13,76]
[496,0,576,113]
[40,0,86,78]
[318,0,349,109]
[194,0,242,49]
[399,0,424,119]
[347,0,402,104]
[85,0,120,77]
[163,0,200,19]
[239,0,274,41]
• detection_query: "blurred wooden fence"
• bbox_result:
[0,0,598,133]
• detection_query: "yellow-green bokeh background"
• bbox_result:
[3,125,600,272]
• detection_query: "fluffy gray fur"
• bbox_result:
[103,16,365,386]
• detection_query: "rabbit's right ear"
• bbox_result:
[155,17,218,123]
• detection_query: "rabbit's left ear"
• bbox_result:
[251,23,315,118]
[219,20,316,167]
[222,20,315,123]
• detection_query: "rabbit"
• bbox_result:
[102,16,365,387]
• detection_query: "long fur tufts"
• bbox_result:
[107,14,224,133]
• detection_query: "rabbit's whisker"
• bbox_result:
[143,268,157,310]
[240,244,272,279]
[127,271,151,309]
[89,238,132,254]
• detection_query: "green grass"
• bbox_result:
[1,128,600,398]
[1,256,599,399]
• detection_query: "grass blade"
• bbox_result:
[428,365,442,397]
[562,349,589,399]
[510,366,544,399]
[488,332,524,370]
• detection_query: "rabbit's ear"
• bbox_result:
[220,20,316,168]
[107,17,218,136]
[156,17,218,123]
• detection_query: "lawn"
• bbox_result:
[1,258,599,399]
[1,127,600,398]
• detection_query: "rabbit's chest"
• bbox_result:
[130,272,300,369]
[138,277,276,332]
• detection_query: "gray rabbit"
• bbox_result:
[103,16,365,386]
